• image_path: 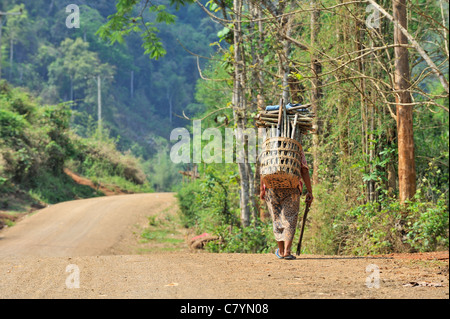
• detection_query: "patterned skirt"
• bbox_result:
[265,188,301,242]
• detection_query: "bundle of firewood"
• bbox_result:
[255,101,315,140]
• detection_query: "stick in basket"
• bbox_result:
[291,113,298,139]
[277,98,283,137]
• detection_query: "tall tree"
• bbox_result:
[3,4,28,81]
[310,0,321,185]
[47,38,113,104]
[232,0,252,227]
[393,0,416,203]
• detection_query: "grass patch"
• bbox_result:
[86,174,153,194]
[27,170,103,204]
[139,205,186,251]
[141,228,184,244]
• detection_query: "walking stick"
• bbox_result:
[296,201,311,256]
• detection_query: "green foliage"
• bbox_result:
[176,179,273,254]
[27,170,102,204]
[301,182,354,255]
[1,1,219,163]
[0,82,152,206]
[67,133,149,187]
[2,0,447,257]
[44,141,65,173]
[144,147,182,192]
[404,193,449,252]
[340,201,402,255]
[176,163,273,253]
[175,178,201,227]
[97,1,190,60]
[190,165,239,230]
[205,221,273,253]
[315,188,449,256]
[177,0,449,257]
[46,37,115,104]
[414,104,449,203]
[0,108,27,143]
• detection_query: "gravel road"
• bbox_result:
[0,193,448,299]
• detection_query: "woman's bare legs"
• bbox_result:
[283,240,293,257]
[277,241,285,256]
[278,240,294,257]
[277,240,294,258]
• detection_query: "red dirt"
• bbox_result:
[63,168,129,196]
[378,251,449,261]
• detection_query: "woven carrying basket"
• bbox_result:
[260,137,303,189]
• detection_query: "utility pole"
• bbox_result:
[89,75,113,141]
[97,75,102,138]
[0,9,22,79]
[130,70,134,99]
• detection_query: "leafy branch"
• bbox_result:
[96,0,193,60]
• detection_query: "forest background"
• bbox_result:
[0,0,448,256]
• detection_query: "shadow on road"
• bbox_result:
[293,256,393,260]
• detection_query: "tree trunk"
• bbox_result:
[0,15,3,79]
[393,0,416,203]
[233,0,251,227]
[70,76,74,102]
[355,10,369,201]
[249,1,268,222]
[130,70,134,99]
[9,37,13,81]
[311,1,321,185]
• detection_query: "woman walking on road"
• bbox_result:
[260,149,313,260]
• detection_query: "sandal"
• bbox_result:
[275,248,284,259]
[283,254,296,260]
